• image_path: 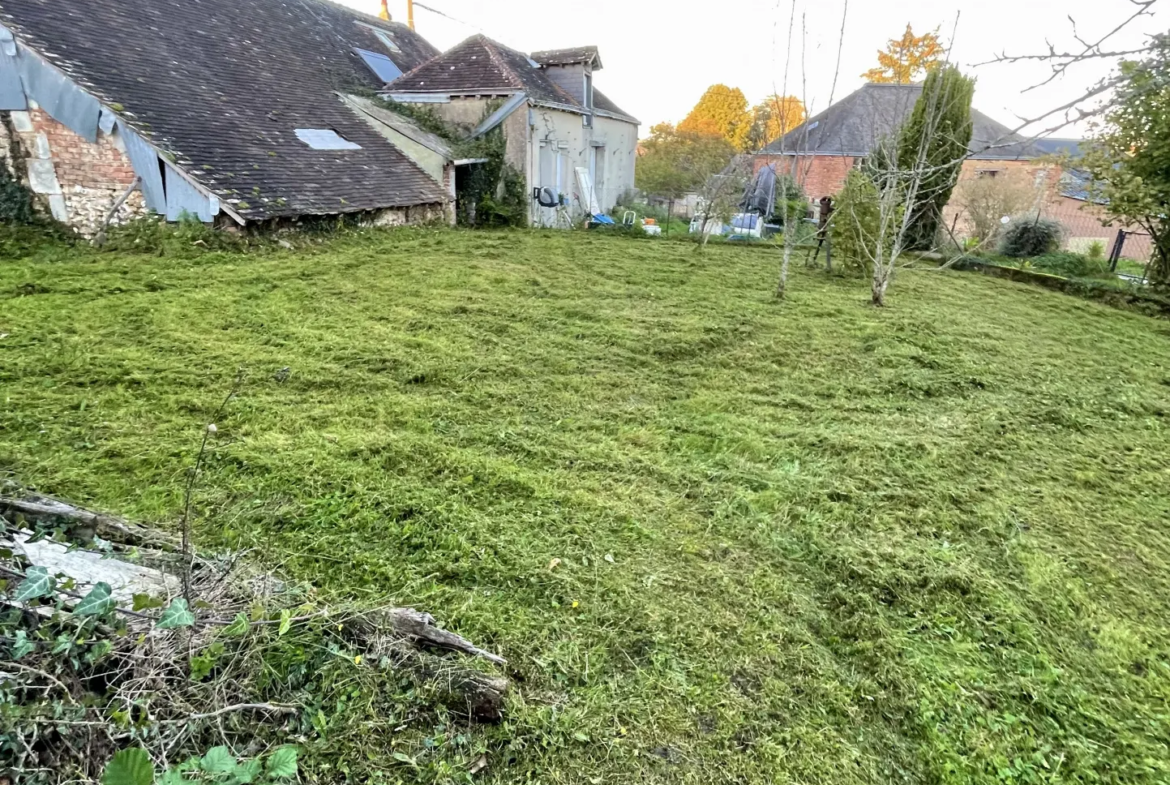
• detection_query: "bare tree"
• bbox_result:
[773,1,850,300]
[860,25,975,306]
[975,0,1161,140]
[694,157,754,249]
[950,170,1047,247]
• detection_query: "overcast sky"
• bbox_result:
[345,0,1164,139]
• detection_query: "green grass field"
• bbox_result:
[2,229,1169,783]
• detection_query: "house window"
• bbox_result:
[584,72,594,110]
[355,48,403,83]
[976,169,1001,179]
[355,22,401,53]
[373,29,401,54]
[295,129,361,150]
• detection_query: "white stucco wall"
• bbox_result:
[395,95,637,228]
[528,105,637,226]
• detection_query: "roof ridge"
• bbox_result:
[386,33,479,88]
[478,36,525,90]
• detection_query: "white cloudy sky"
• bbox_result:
[347,0,1164,139]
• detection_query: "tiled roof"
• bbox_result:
[1059,168,1104,203]
[0,0,450,221]
[530,46,601,68]
[762,82,1045,161]
[388,34,577,107]
[593,88,637,124]
[388,35,637,124]
[1033,138,1083,158]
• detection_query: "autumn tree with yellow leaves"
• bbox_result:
[678,85,752,151]
[863,24,945,84]
[747,95,806,150]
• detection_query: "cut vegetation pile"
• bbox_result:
[2,229,1169,783]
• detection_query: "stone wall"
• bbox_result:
[0,103,148,236]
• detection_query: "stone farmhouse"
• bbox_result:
[0,0,637,236]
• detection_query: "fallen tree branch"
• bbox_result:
[166,702,299,723]
[381,608,507,666]
[0,490,182,552]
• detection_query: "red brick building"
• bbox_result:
[750,83,1150,260]
[754,83,1047,202]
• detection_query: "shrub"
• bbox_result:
[831,170,892,275]
[1087,240,1106,261]
[1030,251,1111,278]
[766,174,810,227]
[952,171,1044,246]
[999,216,1065,257]
[0,159,37,225]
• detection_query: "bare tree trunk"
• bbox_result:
[872,265,892,306]
[776,237,793,299]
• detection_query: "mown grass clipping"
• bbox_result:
[2,227,1169,784]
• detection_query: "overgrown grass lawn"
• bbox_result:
[3,230,1169,783]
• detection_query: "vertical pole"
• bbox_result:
[1109,228,1125,272]
[407,0,415,30]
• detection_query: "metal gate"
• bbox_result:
[1107,228,1153,282]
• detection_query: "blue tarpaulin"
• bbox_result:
[118,121,167,213]
[0,25,26,110]
[165,163,219,223]
[730,214,759,231]
[17,46,100,142]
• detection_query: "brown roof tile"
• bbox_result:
[0,0,450,220]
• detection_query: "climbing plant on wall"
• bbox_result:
[0,117,37,224]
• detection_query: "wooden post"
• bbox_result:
[1109,228,1126,272]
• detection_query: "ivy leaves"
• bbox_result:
[157,598,196,629]
[75,582,116,616]
[11,629,35,659]
[200,747,237,774]
[14,565,56,601]
[223,613,249,637]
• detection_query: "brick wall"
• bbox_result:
[754,154,855,201]
[753,152,1155,261]
[1,104,148,236]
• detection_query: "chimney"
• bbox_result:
[379,0,391,21]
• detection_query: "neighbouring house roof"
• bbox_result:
[386,35,638,125]
[530,46,602,69]
[762,82,1045,161]
[1059,168,1105,203]
[1033,137,1083,158]
[388,35,574,105]
[592,89,638,124]
[0,0,450,222]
